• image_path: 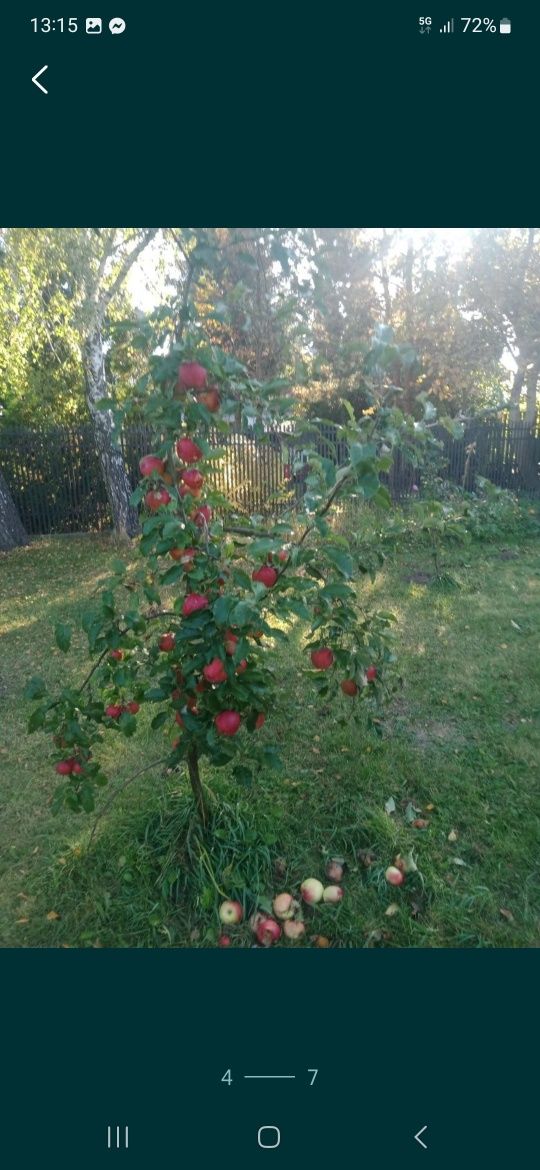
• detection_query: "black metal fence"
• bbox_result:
[0,415,538,536]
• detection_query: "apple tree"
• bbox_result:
[25,321,427,829]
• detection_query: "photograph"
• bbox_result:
[1,226,538,949]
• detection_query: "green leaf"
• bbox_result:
[80,785,95,813]
[324,547,354,578]
[260,746,283,772]
[55,623,72,653]
[151,711,169,731]
[24,676,47,701]
[145,687,170,702]
[213,594,235,625]
[161,563,184,586]
[232,764,253,788]
[357,471,380,499]
[119,712,137,737]
[28,705,47,732]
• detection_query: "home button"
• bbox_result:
[258,1126,281,1149]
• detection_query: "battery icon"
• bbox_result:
[500,17,511,34]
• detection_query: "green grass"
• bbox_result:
[1,530,539,948]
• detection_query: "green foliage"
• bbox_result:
[25,318,431,822]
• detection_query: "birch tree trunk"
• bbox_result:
[83,328,139,539]
[0,467,29,552]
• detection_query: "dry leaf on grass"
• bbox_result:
[16,917,29,924]
[448,829,459,842]
[384,796,396,815]
[46,910,61,921]
[499,908,514,923]
[385,903,400,917]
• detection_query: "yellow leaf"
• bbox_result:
[16,917,29,925]
[385,903,399,917]
[46,910,61,921]
[448,829,458,842]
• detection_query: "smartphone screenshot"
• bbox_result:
[1,12,538,1167]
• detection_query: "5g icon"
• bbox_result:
[418,16,432,34]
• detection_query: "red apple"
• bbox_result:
[252,565,278,588]
[255,713,266,729]
[192,504,213,527]
[214,710,241,737]
[256,917,281,946]
[105,704,123,719]
[177,360,208,391]
[311,648,334,670]
[109,649,124,661]
[301,878,324,904]
[139,454,166,478]
[341,678,358,696]
[198,386,220,412]
[179,484,198,499]
[180,467,204,493]
[224,631,239,655]
[176,436,203,464]
[159,633,176,652]
[203,657,228,684]
[235,659,248,674]
[182,593,209,617]
[145,488,171,511]
[278,549,288,563]
[71,760,83,775]
[366,665,378,682]
[385,866,405,887]
[219,900,243,925]
[218,935,231,947]
[127,701,140,715]
[55,760,73,775]
[170,547,197,569]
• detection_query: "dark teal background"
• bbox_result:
[1,9,538,223]
[3,951,537,1166]
[1,9,538,1165]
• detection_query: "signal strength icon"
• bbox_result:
[439,18,454,33]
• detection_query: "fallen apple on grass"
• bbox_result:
[322,885,343,904]
[256,917,281,946]
[219,900,243,926]
[301,878,324,904]
[283,920,305,941]
[385,866,405,887]
[272,893,295,920]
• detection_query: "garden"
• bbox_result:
[0,228,539,949]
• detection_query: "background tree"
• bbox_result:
[0,228,158,537]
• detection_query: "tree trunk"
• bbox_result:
[525,363,538,425]
[509,365,526,420]
[187,744,209,826]
[83,329,139,539]
[0,467,29,552]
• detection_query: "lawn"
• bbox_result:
[1,529,539,948]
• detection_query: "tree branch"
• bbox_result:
[87,756,170,846]
[96,228,159,323]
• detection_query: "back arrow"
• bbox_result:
[32,66,48,94]
[414,1125,428,1150]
